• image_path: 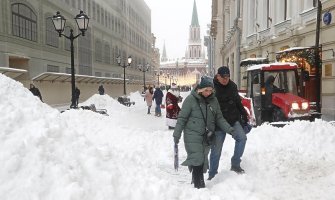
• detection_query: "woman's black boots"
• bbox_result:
[192,165,205,189]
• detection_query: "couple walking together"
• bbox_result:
[173,66,249,189]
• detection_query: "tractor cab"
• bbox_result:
[243,62,311,126]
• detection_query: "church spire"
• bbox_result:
[191,0,199,27]
[161,41,167,62]
[187,0,202,59]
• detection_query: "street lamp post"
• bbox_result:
[164,74,168,90]
[138,63,150,92]
[117,56,132,96]
[315,0,322,115]
[169,75,173,86]
[154,70,161,86]
[52,10,89,109]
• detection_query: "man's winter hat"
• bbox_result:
[218,66,230,77]
[197,76,214,89]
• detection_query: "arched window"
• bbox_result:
[11,3,37,41]
[104,43,110,64]
[46,17,59,47]
[95,39,102,62]
[79,28,92,75]
[78,28,93,75]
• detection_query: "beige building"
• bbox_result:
[0,0,156,106]
[211,0,335,120]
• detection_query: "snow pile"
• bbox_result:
[0,73,335,200]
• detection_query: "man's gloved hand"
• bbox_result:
[227,127,235,136]
[174,137,179,144]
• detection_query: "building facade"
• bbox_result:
[211,0,335,120]
[0,0,156,105]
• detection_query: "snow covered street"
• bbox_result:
[1,74,335,200]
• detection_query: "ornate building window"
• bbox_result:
[92,1,96,20]
[79,28,92,75]
[95,39,102,62]
[97,4,100,23]
[78,0,81,10]
[47,65,60,72]
[46,18,59,47]
[104,44,110,64]
[11,3,37,41]
[87,0,91,16]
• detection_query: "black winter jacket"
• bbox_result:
[213,77,247,126]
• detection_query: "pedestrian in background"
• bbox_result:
[75,87,80,107]
[145,86,154,114]
[152,86,164,117]
[173,76,233,189]
[208,66,249,181]
[98,85,105,95]
[165,83,181,129]
[29,84,43,102]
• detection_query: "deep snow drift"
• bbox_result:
[0,73,335,200]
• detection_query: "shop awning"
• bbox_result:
[0,67,27,79]
[32,72,128,84]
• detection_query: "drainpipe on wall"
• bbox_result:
[235,0,241,89]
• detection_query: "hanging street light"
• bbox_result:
[51,10,89,108]
[117,55,132,96]
[154,70,162,87]
[138,63,150,92]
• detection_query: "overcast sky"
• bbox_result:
[144,0,211,60]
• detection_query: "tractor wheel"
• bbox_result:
[272,108,286,122]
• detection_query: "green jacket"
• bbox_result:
[173,89,233,172]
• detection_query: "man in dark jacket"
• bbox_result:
[29,84,43,102]
[208,66,248,180]
[75,87,80,107]
[152,86,164,117]
[98,85,105,95]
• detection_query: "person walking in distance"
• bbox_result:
[173,76,233,189]
[144,86,154,114]
[75,87,80,107]
[208,66,249,180]
[152,86,164,117]
[98,85,105,95]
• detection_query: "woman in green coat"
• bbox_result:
[173,76,234,189]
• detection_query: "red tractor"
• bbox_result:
[241,62,311,126]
